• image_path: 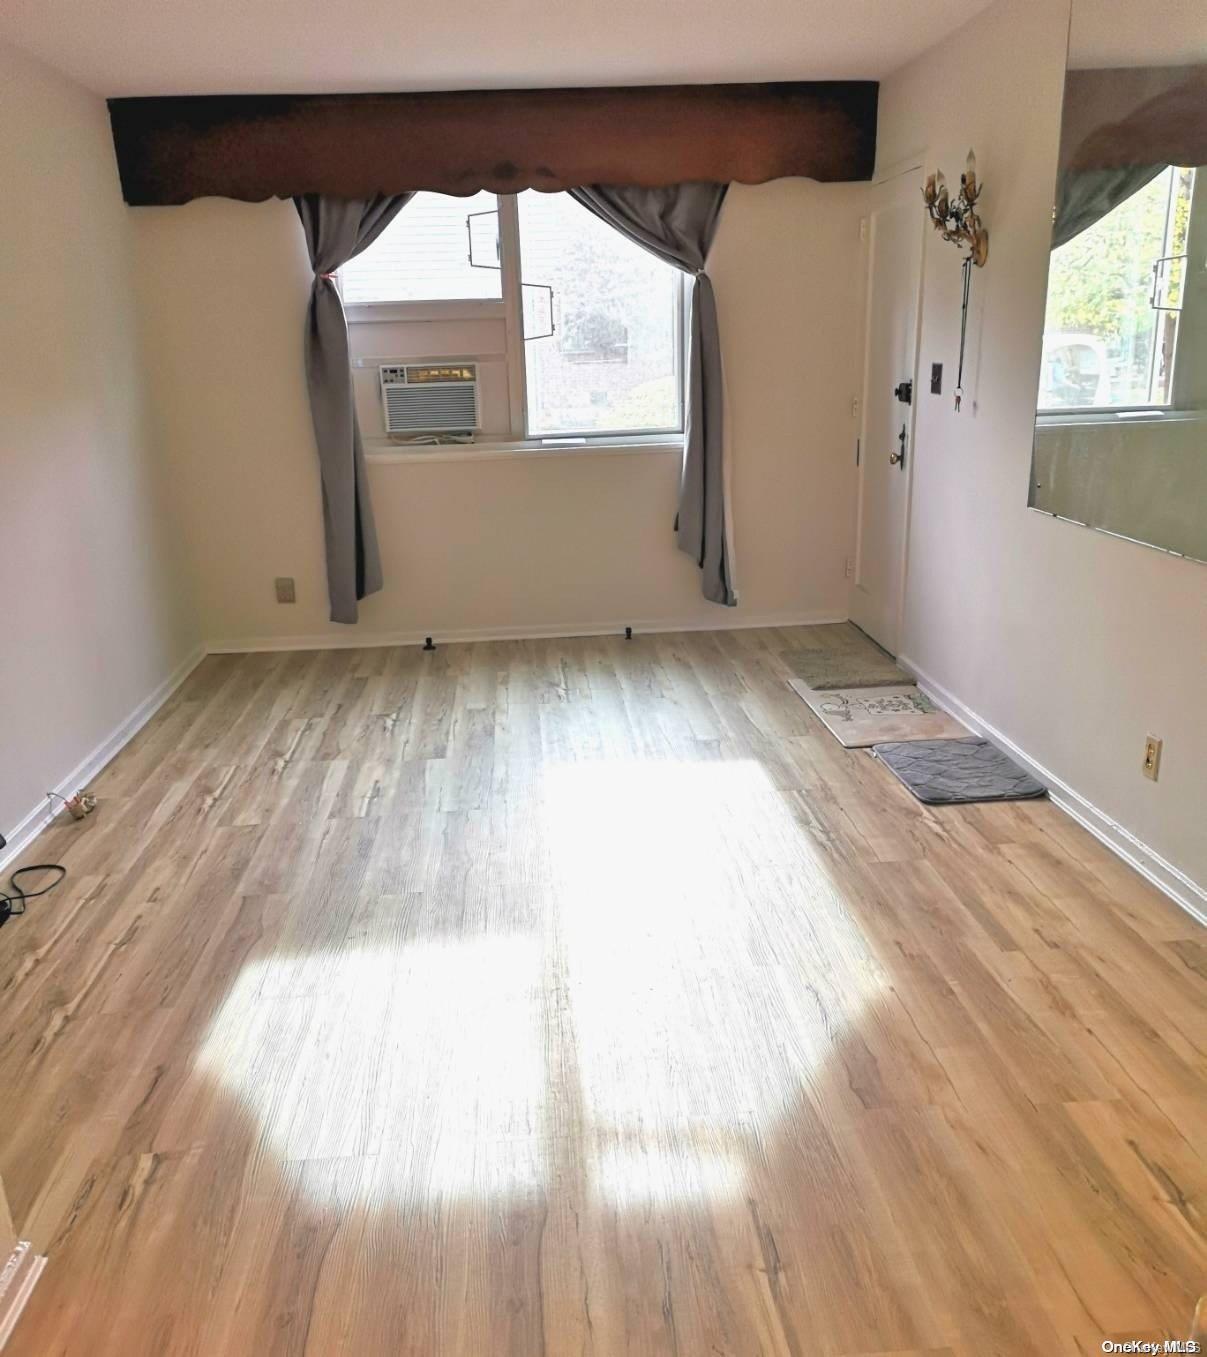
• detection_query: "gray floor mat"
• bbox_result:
[872,737,1047,805]
[782,623,909,690]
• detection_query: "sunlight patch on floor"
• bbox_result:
[191,755,882,1210]
[589,1143,748,1209]
[192,935,548,1196]
[541,756,885,1186]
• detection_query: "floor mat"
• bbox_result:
[873,737,1047,804]
[781,623,909,690]
[789,681,968,748]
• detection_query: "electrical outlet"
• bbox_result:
[274,577,296,605]
[844,556,855,578]
[1142,735,1163,782]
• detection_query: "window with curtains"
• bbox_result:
[339,190,684,441]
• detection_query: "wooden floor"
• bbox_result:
[1,629,1204,1356]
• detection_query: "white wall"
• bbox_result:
[879,0,1207,895]
[0,40,199,846]
[130,180,866,646]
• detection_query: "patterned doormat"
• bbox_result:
[789,680,968,749]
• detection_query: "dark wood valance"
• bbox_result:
[108,81,878,206]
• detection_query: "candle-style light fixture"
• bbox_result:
[923,150,988,411]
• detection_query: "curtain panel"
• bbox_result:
[1061,66,1207,176]
[294,193,413,623]
[1053,63,1207,246]
[1051,165,1166,250]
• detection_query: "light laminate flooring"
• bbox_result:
[1,629,1204,1355]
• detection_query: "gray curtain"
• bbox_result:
[1052,165,1164,250]
[568,184,734,606]
[294,193,413,623]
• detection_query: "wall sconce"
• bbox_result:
[923,150,988,411]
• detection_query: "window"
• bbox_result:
[517,191,682,437]
[1039,166,1195,411]
[340,191,684,441]
[339,191,502,304]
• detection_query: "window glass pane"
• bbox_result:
[1039,167,1195,409]
[517,191,682,436]
[339,191,502,303]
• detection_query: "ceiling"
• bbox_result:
[0,0,996,98]
[1070,0,1207,67]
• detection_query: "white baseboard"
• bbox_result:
[0,644,206,875]
[205,610,850,654]
[6,617,834,866]
[10,628,1200,932]
[899,655,1207,928]
[0,1242,46,1350]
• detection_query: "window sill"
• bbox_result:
[364,435,684,465]
[1036,407,1204,429]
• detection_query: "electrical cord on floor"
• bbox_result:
[0,864,67,928]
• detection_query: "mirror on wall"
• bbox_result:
[1030,11,1207,563]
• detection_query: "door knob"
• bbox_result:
[893,380,913,404]
[890,424,906,467]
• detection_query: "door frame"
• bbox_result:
[852,152,929,656]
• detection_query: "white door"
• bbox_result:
[850,165,925,655]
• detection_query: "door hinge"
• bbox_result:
[855,438,861,466]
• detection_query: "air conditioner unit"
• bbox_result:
[379,364,480,436]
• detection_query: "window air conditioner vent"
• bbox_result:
[379,364,480,435]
